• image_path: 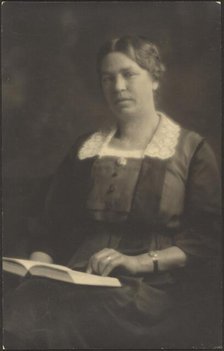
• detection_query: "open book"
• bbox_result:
[3,257,122,287]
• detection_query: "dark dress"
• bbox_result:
[3,113,221,349]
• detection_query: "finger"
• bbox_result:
[102,256,123,277]
[91,255,100,274]
[86,260,93,274]
[94,248,116,261]
[86,253,101,274]
[86,249,119,275]
[86,254,101,274]
[98,252,119,276]
[92,249,118,275]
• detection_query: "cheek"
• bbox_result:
[133,83,151,99]
[102,87,110,102]
[140,82,154,99]
[102,85,113,99]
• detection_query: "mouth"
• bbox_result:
[115,98,133,104]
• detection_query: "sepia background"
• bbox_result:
[2,1,221,257]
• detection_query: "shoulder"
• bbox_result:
[180,125,204,149]
[148,111,204,161]
[169,117,218,173]
[177,125,205,161]
[155,112,218,171]
[70,132,93,152]
[178,125,218,170]
[160,111,205,153]
[70,128,115,161]
[66,130,104,161]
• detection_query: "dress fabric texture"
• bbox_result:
[3,114,221,348]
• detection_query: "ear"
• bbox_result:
[152,81,159,91]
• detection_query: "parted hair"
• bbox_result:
[96,35,166,82]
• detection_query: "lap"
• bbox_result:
[4,275,174,318]
[3,276,183,348]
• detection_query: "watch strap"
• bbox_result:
[148,250,159,273]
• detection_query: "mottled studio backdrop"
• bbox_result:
[2,1,221,256]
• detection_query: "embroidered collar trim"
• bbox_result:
[78,112,181,160]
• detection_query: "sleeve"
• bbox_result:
[173,140,221,269]
[27,134,91,264]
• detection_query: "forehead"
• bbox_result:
[101,52,142,74]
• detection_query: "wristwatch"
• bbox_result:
[148,250,159,273]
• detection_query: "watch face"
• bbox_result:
[148,251,158,258]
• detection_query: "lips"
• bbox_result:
[115,97,133,104]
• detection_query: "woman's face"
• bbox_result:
[100,52,158,119]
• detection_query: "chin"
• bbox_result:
[112,107,137,120]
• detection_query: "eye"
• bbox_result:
[101,75,114,83]
[123,71,138,79]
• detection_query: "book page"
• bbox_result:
[30,262,122,287]
[30,266,73,284]
[68,270,122,287]
[3,257,122,287]
[3,257,72,273]
[3,258,39,271]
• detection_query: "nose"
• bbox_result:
[113,74,126,92]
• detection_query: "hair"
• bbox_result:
[96,35,166,82]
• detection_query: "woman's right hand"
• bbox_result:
[30,251,53,264]
[86,248,141,276]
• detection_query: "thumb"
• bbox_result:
[86,262,92,274]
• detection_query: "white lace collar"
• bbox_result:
[78,112,181,160]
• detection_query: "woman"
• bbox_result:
[4,35,221,349]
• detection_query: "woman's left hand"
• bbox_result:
[86,248,140,276]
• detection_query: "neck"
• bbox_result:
[116,110,160,146]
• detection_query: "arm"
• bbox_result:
[27,154,75,263]
[28,135,90,264]
[28,152,75,251]
[86,246,186,276]
[173,140,221,267]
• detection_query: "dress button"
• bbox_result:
[105,201,113,209]
[116,157,127,166]
[107,184,115,193]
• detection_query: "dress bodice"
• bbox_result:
[86,156,143,222]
